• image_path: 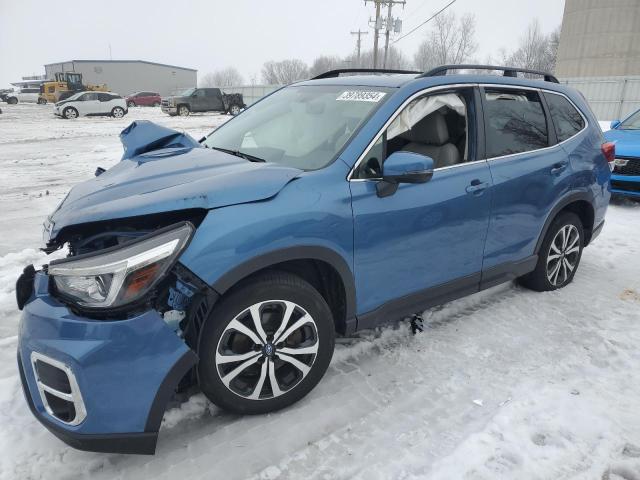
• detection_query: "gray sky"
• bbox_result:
[0,0,565,88]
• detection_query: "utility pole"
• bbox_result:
[383,1,405,68]
[365,0,382,68]
[351,29,369,65]
[366,0,405,69]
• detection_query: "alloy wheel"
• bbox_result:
[230,105,241,115]
[546,224,580,287]
[113,107,124,118]
[215,300,319,400]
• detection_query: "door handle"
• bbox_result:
[465,180,490,195]
[550,162,568,175]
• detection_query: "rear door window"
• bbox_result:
[483,88,549,158]
[543,92,585,142]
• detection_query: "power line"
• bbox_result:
[392,0,457,44]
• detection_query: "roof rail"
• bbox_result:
[312,68,422,80]
[420,64,559,83]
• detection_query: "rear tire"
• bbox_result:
[111,106,125,118]
[197,271,335,415]
[37,98,47,105]
[127,101,136,107]
[178,105,190,116]
[519,212,584,292]
[62,107,78,119]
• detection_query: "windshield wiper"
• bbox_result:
[208,146,266,163]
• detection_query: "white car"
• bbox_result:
[5,88,40,104]
[54,91,128,119]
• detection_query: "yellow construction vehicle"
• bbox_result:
[38,72,108,104]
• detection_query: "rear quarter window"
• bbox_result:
[543,92,585,142]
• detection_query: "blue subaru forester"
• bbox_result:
[16,65,612,454]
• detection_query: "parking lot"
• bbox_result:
[0,103,639,479]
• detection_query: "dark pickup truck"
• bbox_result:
[161,87,245,116]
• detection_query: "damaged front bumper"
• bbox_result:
[17,270,197,454]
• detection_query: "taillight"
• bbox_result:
[601,142,615,163]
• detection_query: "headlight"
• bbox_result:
[48,222,193,309]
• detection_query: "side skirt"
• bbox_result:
[355,256,538,331]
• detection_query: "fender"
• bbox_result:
[534,190,595,254]
[211,245,357,324]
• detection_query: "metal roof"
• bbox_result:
[44,59,197,72]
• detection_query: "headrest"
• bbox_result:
[403,111,450,146]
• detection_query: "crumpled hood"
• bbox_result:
[604,128,640,157]
[46,122,301,240]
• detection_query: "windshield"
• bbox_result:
[202,85,392,170]
[178,88,195,97]
[619,109,640,130]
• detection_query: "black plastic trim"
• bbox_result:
[144,349,198,433]
[356,273,481,331]
[534,191,595,253]
[480,255,538,290]
[212,246,357,321]
[590,219,605,242]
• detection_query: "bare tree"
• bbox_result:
[261,59,309,85]
[309,55,344,77]
[413,12,477,70]
[345,46,411,69]
[200,67,244,87]
[507,20,559,73]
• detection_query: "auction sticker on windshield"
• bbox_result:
[337,91,386,102]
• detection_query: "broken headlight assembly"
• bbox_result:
[48,222,194,310]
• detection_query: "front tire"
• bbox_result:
[7,97,17,105]
[111,106,125,118]
[178,105,190,116]
[519,212,584,291]
[37,98,47,105]
[229,104,241,116]
[127,101,136,107]
[198,271,335,415]
[63,106,78,119]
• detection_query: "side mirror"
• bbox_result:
[610,120,621,130]
[376,151,434,198]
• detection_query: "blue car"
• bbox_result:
[605,108,640,198]
[16,65,612,454]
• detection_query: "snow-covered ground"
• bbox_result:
[1,104,640,480]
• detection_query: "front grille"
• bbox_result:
[161,100,170,107]
[611,179,640,193]
[31,352,87,425]
[613,157,640,176]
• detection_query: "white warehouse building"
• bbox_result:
[43,60,197,97]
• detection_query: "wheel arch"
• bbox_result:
[534,191,596,254]
[211,246,357,335]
